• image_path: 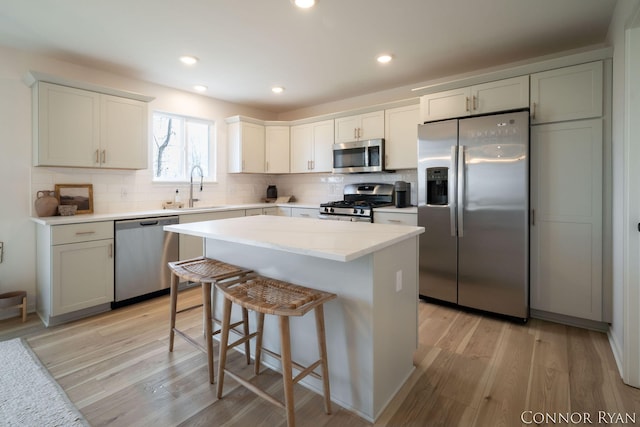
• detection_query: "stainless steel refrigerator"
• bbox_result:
[417,110,529,320]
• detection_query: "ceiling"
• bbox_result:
[0,0,617,113]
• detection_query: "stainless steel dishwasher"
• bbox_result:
[113,216,179,307]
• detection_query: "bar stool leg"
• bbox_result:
[242,308,251,364]
[279,315,296,427]
[254,312,265,375]
[315,305,332,414]
[202,282,215,384]
[169,272,179,352]
[217,297,233,398]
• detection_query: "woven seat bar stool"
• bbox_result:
[168,256,252,384]
[216,274,337,427]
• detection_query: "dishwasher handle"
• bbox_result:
[139,220,159,226]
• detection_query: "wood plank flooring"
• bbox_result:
[2,288,640,426]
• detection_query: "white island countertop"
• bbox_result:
[164,214,424,262]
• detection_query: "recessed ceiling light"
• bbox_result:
[377,54,393,64]
[180,55,199,65]
[193,85,207,92]
[292,0,316,8]
[272,86,285,94]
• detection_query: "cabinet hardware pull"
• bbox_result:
[266,161,269,171]
[532,209,535,226]
[465,97,470,112]
[75,231,96,236]
[101,150,106,164]
[242,160,245,171]
[532,102,536,120]
[354,128,357,139]
[311,160,315,170]
[473,95,477,110]
[388,219,402,223]
[95,149,99,163]
[109,243,113,258]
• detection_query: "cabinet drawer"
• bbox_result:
[374,212,417,226]
[291,208,318,219]
[52,221,114,245]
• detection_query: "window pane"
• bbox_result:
[152,112,214,182]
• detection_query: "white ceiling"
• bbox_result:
[0,0,617,113]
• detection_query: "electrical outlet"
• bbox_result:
[395,270,402,292]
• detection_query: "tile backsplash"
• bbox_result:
[30,166,417,215]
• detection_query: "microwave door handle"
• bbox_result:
[364,147,369,167]
[449,145,457,237]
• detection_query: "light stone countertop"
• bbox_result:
[164,214,424,262]
[29,203,318,226]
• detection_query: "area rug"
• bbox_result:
[0,338,90,426]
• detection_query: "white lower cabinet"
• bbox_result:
[36,221,114,326]
[179,210,246,260]
[263,206,292,216]
[374,211,417,226]
[291,207,319,219]
[530,119,603,321]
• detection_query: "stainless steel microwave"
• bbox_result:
[332,138,385,173]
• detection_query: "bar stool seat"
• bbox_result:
[168,256,252,384]
[216,274,336,427]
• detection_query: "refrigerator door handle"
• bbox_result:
[457,145,465,237]
[450,145,457,237]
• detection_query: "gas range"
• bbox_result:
[319,183,394,223]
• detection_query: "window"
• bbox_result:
[152,112,216,182]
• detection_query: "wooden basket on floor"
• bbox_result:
[0,291,27,322]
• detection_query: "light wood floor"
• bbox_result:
[2,288,639,426]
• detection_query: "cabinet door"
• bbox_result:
[472,76,529,115]
[290,123,313,173]
[384,104,420,169]
[35,82,100,167]
[265,126,290,173]
[530,61,603,124]
[311,119,334,172]
[242,122,265,173]
[420,87,471,122]
[530,119,603,321]
[374,211,417,226]
[101,95,148,169]
[52,239,114,315]
[264,206,291,216]
[359,110,385,140]
[334,115,361,143]
[291,207,318,219]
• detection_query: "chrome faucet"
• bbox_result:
[189,165,204,207]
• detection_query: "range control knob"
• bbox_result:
[330,208,334,213]
[353,208,358,214]
[360,209,365,214]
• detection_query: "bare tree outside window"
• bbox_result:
[152,112,215,182]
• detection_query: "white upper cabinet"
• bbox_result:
[530,61,603,124]
[420,76,529,122]
[290,119,334,173]
[265,125,290,174]
[334,110,384,143]
[384,104,420,170]
[33,81,149,169]
[227,118,265,173]
[100,95,147,169]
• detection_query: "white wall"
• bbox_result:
[0,44,277,317]
[605,0,640,373]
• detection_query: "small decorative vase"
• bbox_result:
[34,190,59,217]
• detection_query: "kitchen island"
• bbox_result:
[164,215,424,422]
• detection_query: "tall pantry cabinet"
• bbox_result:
[529,61,606,322]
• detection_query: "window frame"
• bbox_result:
[151,111,217,183]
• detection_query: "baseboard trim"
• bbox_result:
[530,309,610,332]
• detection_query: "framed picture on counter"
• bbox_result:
[55,184,94,214]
